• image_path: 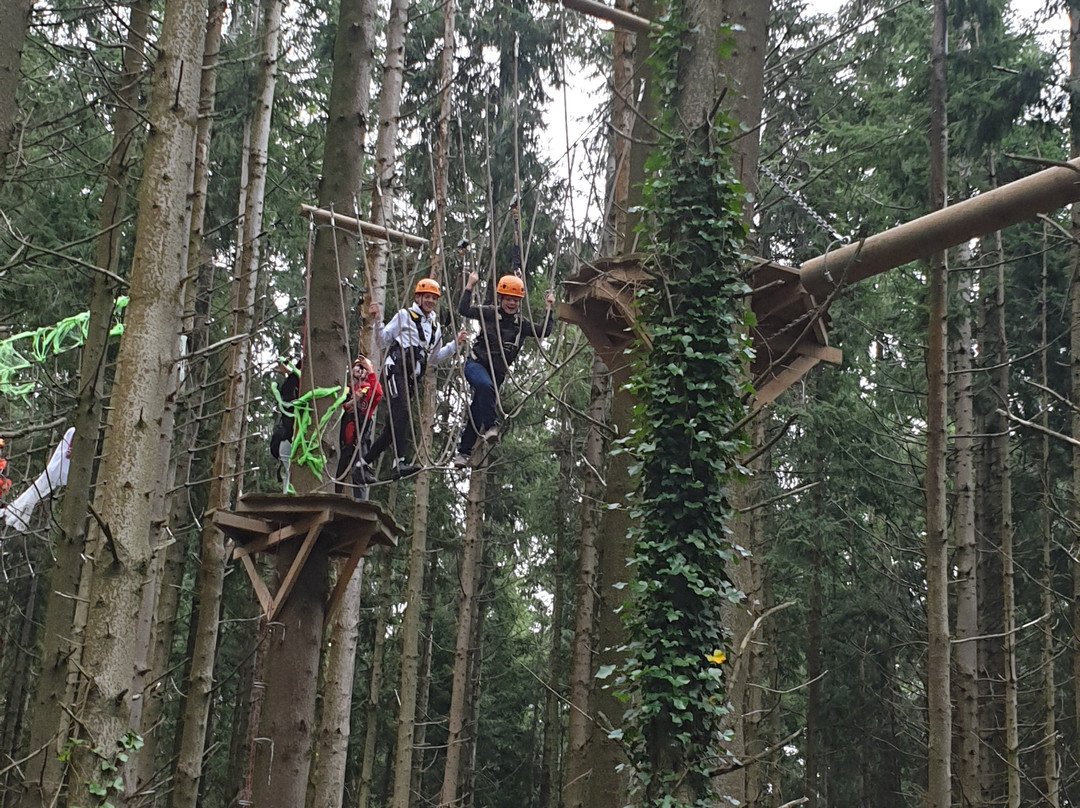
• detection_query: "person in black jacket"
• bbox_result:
[453,271,554,467]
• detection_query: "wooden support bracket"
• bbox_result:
[212,493,403,622]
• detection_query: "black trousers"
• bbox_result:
[365,365,417,465]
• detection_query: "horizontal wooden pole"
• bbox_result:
[559,0,658,34]
[299,203,428,249]
[800,157,1080,297]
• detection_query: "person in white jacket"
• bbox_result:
[365,278,466,478]
[3,426,74,533]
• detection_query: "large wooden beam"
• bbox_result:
[800,157,1080,297]
[559,0,658,33]
[299,203,427,249]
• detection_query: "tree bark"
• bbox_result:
[563,357,608,808]
[66,0,206,803]
[983,170,1018,808]
[174,2,282,803]
[362,0,410,356]
[18,5,151,803]
[951,245,979,807]
[1069,2,1080,797]
[1036,221,1060,808]
[310,564,365,808]
[250,0,375,801]
[437,459,487,807]
[357,539,396,808]
[924,0,951,804]
[0,0,31,184]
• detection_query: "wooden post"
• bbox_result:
[299,203,427,249]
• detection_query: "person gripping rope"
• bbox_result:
[453,271,554,467]
[336,354,382,497]
[365,278,466,478]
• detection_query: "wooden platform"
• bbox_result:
[748,258,841,405]
[213,493,402,621]
[558,255,841,403]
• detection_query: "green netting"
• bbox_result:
[0,297,129,398]
[270,364,347,487]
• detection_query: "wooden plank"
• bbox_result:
[240,554,273,617]
[325,539,369,620]
[232,516,321,560]
[212,510,273,540]
[754,355,821,407]
[267,510,332,621]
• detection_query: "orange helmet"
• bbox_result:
[414,278,441,297]
[496,275,525,298]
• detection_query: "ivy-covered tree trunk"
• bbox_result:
[18,3,150,804]
[67,0,207,803]
[624,0,755,802]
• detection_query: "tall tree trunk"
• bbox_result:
[311,563,366,808]
[308,2,377,803]
[66,0,206,803]
[541,428,570,808]
[563,357,608,808]
[175,2,282,803]
[924,0,951,804]
[805,465,824,808]
[715,0,770,798]
[952,248,979,807]
[1036,222,1059,808]
[391,0,454,801]
[437,461,487,807]
[363,0,410,355]
[581,384,634,807]
[165,3,227,805]
[18,4,150,803]
[983,171,1018,807]
[251,0,374,801]
[357,536,396,808]
[410,548,440,804]
[1069,1,1080,795]
[0,0,31,184]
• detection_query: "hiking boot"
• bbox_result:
[481,425,499,442]
[355,461,377,485]
[392,460,421,479]
[452,453,470,469]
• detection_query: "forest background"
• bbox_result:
[0,0,1077,806]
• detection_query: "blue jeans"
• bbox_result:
[459,358,497,455]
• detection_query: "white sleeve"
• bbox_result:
[377,310,407,351]
[430,328,458,366]
[4,427,74,533]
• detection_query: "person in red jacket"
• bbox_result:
[337,354,383,497]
